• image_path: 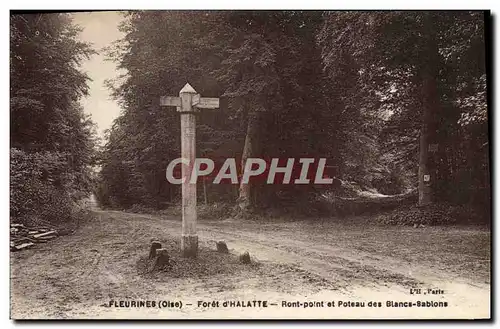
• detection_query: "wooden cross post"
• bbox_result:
[160,83,219,258]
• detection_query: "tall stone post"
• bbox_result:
[179,84,198,258]
[160,83,220,258]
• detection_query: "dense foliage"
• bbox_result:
[98,11,489,221]
[318,11,488,206]
[10,13,97,225]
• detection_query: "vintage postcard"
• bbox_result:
[10,10,491,320]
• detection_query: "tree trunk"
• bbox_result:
[418,69,438,206]
[238,111,259,212]
[418,15,444,207]
[203,176,208,205]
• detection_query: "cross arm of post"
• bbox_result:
[160,83,220,113]
[160,96,181,108]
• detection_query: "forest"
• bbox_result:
[10,11,490,227]
[10,13,97,227]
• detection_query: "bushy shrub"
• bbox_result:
[375,204,460,226]
[10,148,90,226]
[128,203,155,214]
[198,202,235,220]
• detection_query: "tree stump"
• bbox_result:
[153,248,170,270]
[216,241,229,253]
[239,251,251,264]
[149,241,162,259]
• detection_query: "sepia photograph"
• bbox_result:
[9,10,491,320]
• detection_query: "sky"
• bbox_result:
[71,11,126,140]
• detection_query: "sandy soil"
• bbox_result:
[10,209,490,319]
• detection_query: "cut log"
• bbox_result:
[13,242,34,251]
[28,231,39,235]
[12,237,36,243]
[152,248,170,270]
[33,231,57,239]
[36,235,55,241]
[149,241,162,259]
[216,241,229,253]
[239,251,251,264]
[10,224,25,228]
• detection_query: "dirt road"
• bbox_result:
[10,209,491,319]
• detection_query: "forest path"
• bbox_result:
[11,209,490,319]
